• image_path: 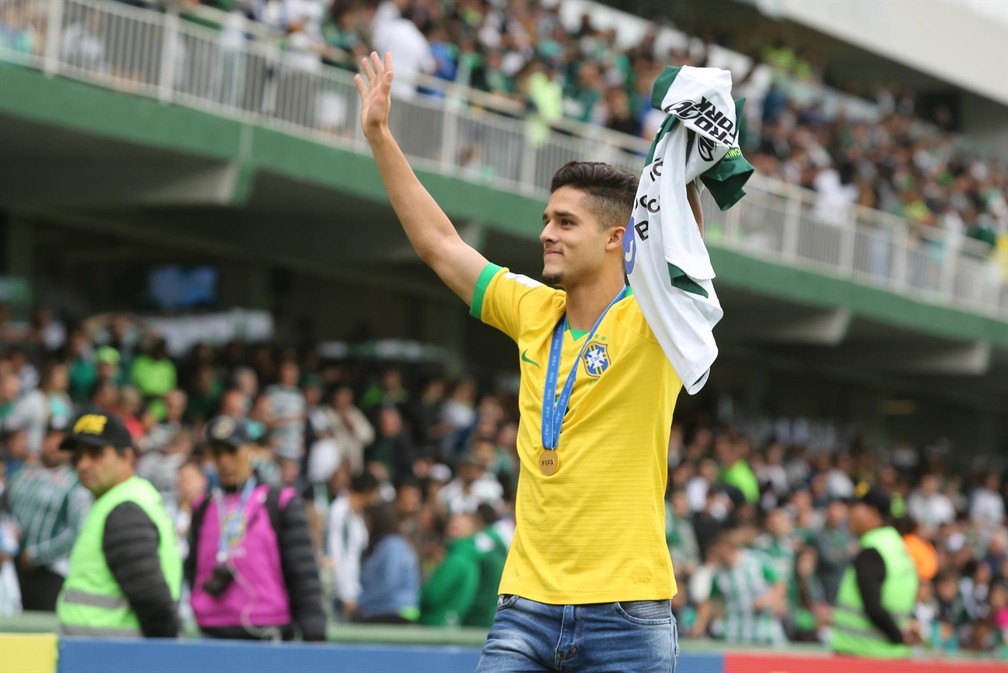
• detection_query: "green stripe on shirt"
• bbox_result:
[470,263,504,320]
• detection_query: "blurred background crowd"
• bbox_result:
[0,0,1005,656]
[1,0,1005,266]
[1,307,1005,653]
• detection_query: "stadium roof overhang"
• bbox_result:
[2,66,1007,416]
[598,0,1008,107]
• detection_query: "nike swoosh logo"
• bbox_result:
[624,240,634,263]
[521,350,540,368]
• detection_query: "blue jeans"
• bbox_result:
[475,595,679,673]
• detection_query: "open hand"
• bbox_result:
[354,51,394,140]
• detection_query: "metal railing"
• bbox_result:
[1,0,1005,318]
[701,176,1006,314]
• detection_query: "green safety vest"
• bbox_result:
[57,476,181,637]
[831,526,917,659]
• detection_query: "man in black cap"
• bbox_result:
[830,482,919,659]
[185,415,325,641]
[55,412,181,637]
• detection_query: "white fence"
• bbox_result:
[1,0,1005,318]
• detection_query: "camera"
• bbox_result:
[202,564,235,597]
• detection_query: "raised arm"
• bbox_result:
[355,52,489,306]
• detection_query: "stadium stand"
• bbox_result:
[1,0,1006,666]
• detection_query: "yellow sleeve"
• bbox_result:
[470,263,556,342]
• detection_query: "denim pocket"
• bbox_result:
[615,599,673,625]
[496,594,520,611]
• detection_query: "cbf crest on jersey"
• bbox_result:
[582,340,611,378]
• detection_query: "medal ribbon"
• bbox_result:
[215,476,256,562]
[541,287,627,451]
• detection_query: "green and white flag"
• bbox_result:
[624,64,753,394]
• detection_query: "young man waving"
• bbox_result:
[357,52,686,672]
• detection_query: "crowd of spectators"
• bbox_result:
[1,0,1006,645]
[2,0,1006,265]
[0,307,1005,656]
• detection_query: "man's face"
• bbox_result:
[826,500,848,528]
[936,577,958,601]
[97,361,118,379]
[672,491,690,517]
[710,540,732,567]
[768,510,793,537]
[280,362,299,386]
[176,463,207,502]
[849,502,877,537]
[210,442,253,488]
[459,464,483,484]
[539,187,616,288]
[41,431,69,467]
[73,444,130,497]
[165,391,186,421]
[3,430,28,461]
[0,373,19,402]
[396,485,422,516]
[446,513,476,541]
[334,387,353,409]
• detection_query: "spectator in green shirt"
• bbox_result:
[718,435,760,505]
[463,504,509,628]
[691,530,787,645]
[419,512,480,627]
[130,339,177,420]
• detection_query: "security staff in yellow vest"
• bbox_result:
[830,482,919,659]
[56,412,181,637]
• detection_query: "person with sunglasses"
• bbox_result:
[185,415,326,641]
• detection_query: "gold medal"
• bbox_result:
[538,450,559,476]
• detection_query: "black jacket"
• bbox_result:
[853,547,904,644]
[103,502,180,638]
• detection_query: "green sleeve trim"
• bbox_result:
[470,263,504,320]
[668,264,709,298]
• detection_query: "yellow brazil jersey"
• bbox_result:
[471,263,681,604]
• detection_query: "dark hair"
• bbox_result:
[40,358,68,390]
[892,514,917,536]
[395,474,422,492]
[550,161,639,230]
[709,528,735,550]
[364,502,401,555]
[88,377,117,401]
[181,455,204,472]
[476,502,498,527]
[350,471,380,494]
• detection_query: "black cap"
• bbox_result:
[204,415,253,448]
[849,481,892,517]
[60,413,132,451]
